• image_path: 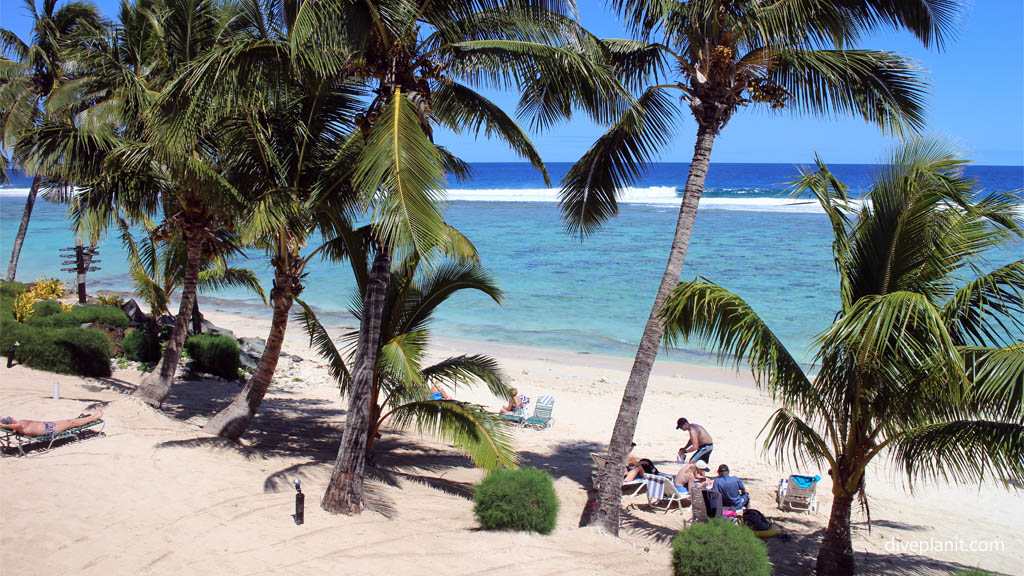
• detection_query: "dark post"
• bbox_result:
[60,244,100,304]
[294,479,305,525]
[75,241,86,303]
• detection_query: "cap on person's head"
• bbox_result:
[718,464,730,475]
[675,417,689,429]
[694,461,710,471]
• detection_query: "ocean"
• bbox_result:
[2,162,1022,365]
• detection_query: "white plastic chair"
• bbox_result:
[778,475,819,513]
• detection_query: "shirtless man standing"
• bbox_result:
[1,409,103,437]
[676,417,714,464]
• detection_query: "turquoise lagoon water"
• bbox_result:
[2,162,1021,365]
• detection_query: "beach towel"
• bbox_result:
[791,475,820,488]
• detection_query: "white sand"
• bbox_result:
[1,307,1021,575]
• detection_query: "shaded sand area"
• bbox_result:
[2,308,1022,575]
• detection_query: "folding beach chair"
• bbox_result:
[688,488,727,524]
[590,453,646,496]
[499,395,529,426]
[778,475,820,513]
[522,395,554,429]
[644,474,690,512]
[1,419,105,456]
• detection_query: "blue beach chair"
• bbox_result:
[523,395,554,429]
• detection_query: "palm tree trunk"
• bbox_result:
[203,267,296,439]
[322,245,391,514]
[816,493,856,576]
[5,176,40,282]
[135,231,202,407]
[590,123,717,535]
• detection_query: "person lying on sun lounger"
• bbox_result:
[428,384,451,401]
[624,442,659,482]
[1,409,104,437]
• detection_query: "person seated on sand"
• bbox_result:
[0,409,103,437]
[428,384,451,401]
[674,460,711,492]
[712,464,750,510]
[499,387,524,414]
[624,442,659,482]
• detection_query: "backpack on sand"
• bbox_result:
[743,508,773,531]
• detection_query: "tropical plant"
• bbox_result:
[0,0,104,282]
[119,221,266,333]
[60,0,245,407]
[297,241,516,470]
[671,519,771,576]
[305,0,621,517]
[474,467,559,534]
[565,0,963,535]
[659,140,1024,576]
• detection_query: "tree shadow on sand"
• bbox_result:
[765,514,1007,576]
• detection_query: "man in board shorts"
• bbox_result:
[676,417,714,464]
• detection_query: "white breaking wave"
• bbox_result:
[446,186,836,214]
[0,187,32,197]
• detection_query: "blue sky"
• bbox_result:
[2,0,1022,165]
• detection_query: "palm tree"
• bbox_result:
[61,0,246,407]
[119,220,266,332]
[160,0,622,514]
[296,242,517,470]
[0,0,103,281]
[659,140,1024,576]
[562,0,963,534]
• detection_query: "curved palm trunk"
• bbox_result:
[816,493,855,576]
[135,232,202,407]
[203,267,296,439]
[5,176,40,282]
[590,124,717,534]
[322,246,391,515]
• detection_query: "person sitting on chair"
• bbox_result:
[712,464,750,510]
[499,388,524,414]
[674,460,710,492]
[1,408,104,437]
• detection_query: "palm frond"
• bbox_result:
[422,354,508,399]
[887,420,1024,488]
[294,297,351,391]
[385,400,518,470]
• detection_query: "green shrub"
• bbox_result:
[0,280,29,299]
[473,467,559,534]
[27,304,129,329]
[185,334,240,380]
[0,322,113,377]
[33,300,64,317]
[123,329,161,362]
[954,571,996,576]
[671,519,772,576]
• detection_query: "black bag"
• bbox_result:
[701,489,723,518]
[639,458,659,475]
[743,508,773,531]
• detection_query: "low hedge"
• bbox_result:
[0,321,113,377]
[671,519,772,576]
[33,300,65,317]
[27,304,129,329]
[473,467,559,534]
[185,334,240,380]
[123,329,161,362]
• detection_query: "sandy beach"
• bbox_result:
[1,306,1021,575]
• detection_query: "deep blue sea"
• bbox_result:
[2,163,1022,365]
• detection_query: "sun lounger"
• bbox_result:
[589,453,646,496]
[1,419,105,456]
[643,474,690,512]
[777,474,820,513]
[522,395,554,429]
